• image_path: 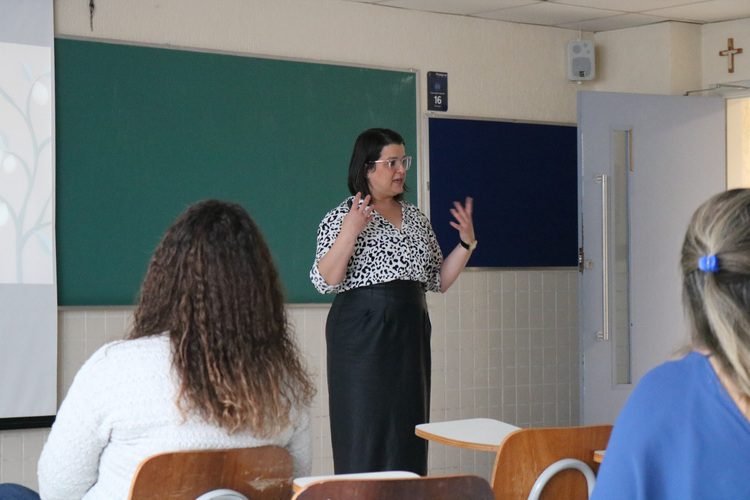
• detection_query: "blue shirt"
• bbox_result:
[590,352,750,500]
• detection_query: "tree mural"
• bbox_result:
[0,42,53,284]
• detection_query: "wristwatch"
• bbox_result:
[460,239,477,251]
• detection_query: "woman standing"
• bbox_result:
[310,128,476,475]
[21,200,315,500]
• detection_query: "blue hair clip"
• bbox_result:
[698,255,719,273]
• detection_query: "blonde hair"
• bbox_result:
[681,188,750,398]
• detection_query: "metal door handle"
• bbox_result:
[595,174,609,342]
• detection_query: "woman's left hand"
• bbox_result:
[449,197,475,244]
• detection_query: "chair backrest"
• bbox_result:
[490,425,613,500]
[291,474,494,500]
[128,446,294,500]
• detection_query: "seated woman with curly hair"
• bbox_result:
[0,200,315,500]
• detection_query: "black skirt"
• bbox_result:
[326,280,431,475]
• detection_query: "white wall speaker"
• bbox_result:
[567,40,595,81]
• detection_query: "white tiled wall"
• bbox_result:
[0,268,579,489]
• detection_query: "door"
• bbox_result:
[578,91,726,425]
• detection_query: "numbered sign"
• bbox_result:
[427,71,447,112]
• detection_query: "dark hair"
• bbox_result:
[129,199,315,436]
[347,128,409,201]
[681,188,750,397]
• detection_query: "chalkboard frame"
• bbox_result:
[54,38,419,305]
[426,115,578,268]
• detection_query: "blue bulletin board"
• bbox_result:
[428,116,578,268]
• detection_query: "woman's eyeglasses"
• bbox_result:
[368,156,412,171]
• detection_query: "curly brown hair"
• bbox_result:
[129,199,315,436]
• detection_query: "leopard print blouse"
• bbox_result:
[310,196,443,294]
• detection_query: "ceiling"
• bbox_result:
[342,0,750,32]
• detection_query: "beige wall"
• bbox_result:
[592,18,750,96]
[727,98,750,189]
[3,0,750,490]
[52,0,588,123]
[702,19,750,87]
[591,21,708,95]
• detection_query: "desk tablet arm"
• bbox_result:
[527,458,596,500]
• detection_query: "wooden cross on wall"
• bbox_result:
[719,38,743,73]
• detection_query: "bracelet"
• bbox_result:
[460,239,477,251]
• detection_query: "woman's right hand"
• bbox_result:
[317,192,373,286]
[341,192,374,238]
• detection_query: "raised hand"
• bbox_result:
[449,197,475,244]
[341,192,374,238]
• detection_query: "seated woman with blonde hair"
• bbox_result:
[590,188,750,499]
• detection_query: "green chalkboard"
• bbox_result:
[54,39,418,305]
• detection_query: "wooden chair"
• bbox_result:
[291,474,494,500]
[490,425,613,500]
[128,446,294,500]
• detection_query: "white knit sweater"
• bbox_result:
[38,335,311,500]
